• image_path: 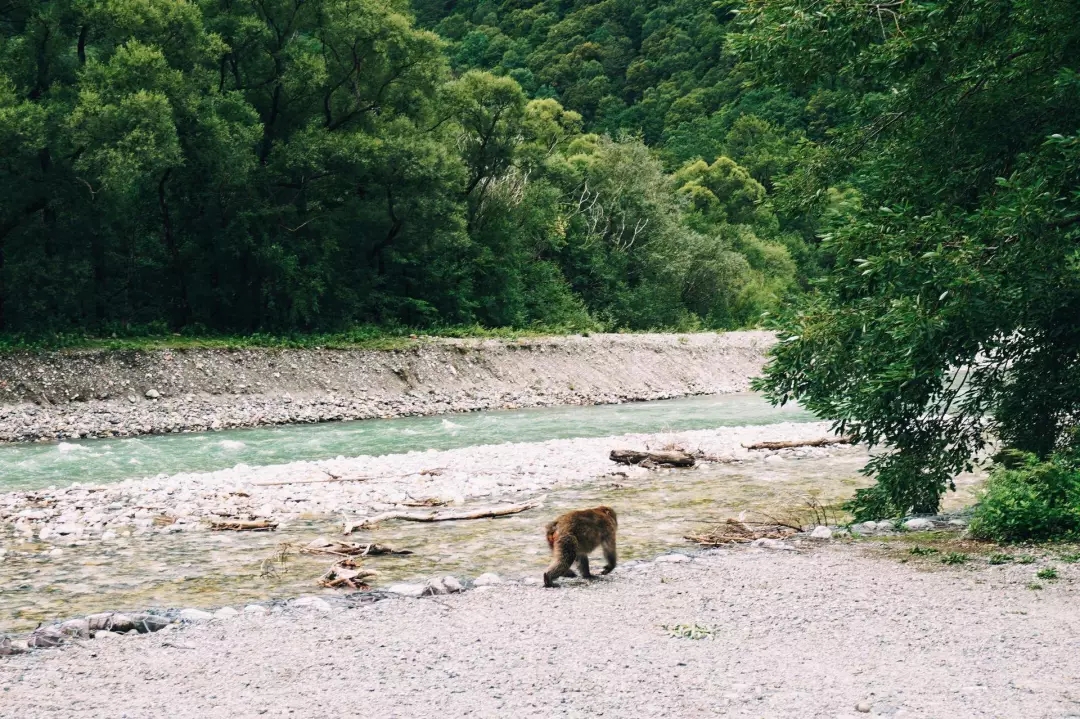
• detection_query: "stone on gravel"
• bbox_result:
[387,583,428,598]
[424,578,449,596]
[292,596,332,612]
[214,607,239,619]
[178,608,214,623]
[0,635,26,656]
[855,701,872,713]
[128,614,172,633]
[904,518,934,531]
[810,526,833,540]
[92,629,118,640]
[440,576,464,593]
[145,389,161,399]
[654,553,690,563]
[244,605,268,615]
[473,572,504,586]
[751,538,795,551]
[60,619,91,638]
[28,627,64,648]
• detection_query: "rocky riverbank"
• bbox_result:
[0,421,847,547]
[0,332,774,443]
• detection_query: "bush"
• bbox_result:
[969,449,1080,543]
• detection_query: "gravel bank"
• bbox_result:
[0,421,845,547]
[3,543,1077,719]
[0,332,774,443]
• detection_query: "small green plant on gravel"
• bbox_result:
[1036,567,1059,580]
[662,623,715,640]
[1059,552,1080,563]
[988,553,1013,565]
[1027,582,1044,591]
[1016,555,1037,565]
[940,552,968,565]
[909,545,938,556]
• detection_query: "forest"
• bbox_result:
[0,0,832,336]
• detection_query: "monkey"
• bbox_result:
[543,506,617,587]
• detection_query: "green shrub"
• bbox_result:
[968,449,1080,543]
[1037,567,1059,580]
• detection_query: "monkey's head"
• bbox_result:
[545,520,558,548]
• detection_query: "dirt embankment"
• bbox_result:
[0,331,775,443]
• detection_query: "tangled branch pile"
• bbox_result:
[685,519,797,547]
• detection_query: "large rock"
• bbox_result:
[904,517,934,531]
[213,607,239,620]
[810,526,833,540]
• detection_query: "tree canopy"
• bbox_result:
[0,0,815,336]
[741,0,1080,516]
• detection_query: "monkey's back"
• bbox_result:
[549,506,617,553]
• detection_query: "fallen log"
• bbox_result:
[342,496,545,535]
[209,519,278,531]
[609,449,696,467]
[742,436,853,451]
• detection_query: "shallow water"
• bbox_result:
[0,393,813,491]
[0,451,984,634]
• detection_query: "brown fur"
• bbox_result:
[543,506,617,587]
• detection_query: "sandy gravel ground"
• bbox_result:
[4,544,1078,719]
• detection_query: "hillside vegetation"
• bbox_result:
[0,0,826,337]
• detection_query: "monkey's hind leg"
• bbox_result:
[543,535,577,588]
[576,554,594,579]
[601,536,617,575]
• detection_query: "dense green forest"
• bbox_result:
[0,0,830,335]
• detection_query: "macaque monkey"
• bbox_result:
[543,506,617,587]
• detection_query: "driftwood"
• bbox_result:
[742,436,853,451]
[609,449,696,467]
[342,496,545,535]
[209,519,278,531]
[252,475,370,487]
[253,467,446,487]
[319,560,377,590]
[302,539,413,557]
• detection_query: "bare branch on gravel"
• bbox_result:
[209,519,278,531]
[742,437,853,451]
[342,496,545,534]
